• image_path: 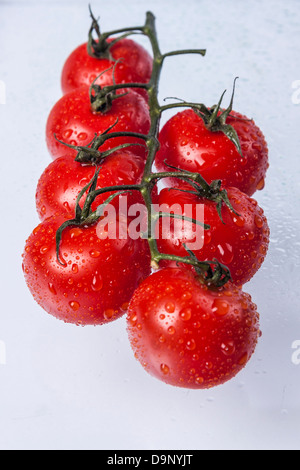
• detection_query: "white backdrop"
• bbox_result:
[0,0,300,450]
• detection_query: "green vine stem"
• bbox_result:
[56,10,234,288]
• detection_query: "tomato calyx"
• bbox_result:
[88,61,150,114]
[191,77,247,157]
[54,120,148,165]
[155,161,240,224]
[183,245,232,288]
[55,166,136,266]
[87,6,130,60]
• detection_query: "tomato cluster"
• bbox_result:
[22,11,270,390]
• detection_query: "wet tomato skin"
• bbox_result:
[46,86,150,160]
[156,186,270,286]
[35,151,150,221]
[61,38,153,101]
[155,109,269,197]
[22,214,151,326]
[127,268,261,389]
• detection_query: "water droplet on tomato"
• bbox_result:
[181,291,192,301]
[70,228,83,238]
[78,132,88,141]
[40,245,49,254]
[217,243,234,264]
[128,313,137,325]
[104,309,115,320]
[255,215,264,228]
[213,299,230,316]
[233,215,245,227]
[221,341,236,356]
[160,364,170,375]
[256,177,265,191]
[168,326,176,335]
[179,307,192,322]
[91,273,103,292]
[195,376,204,385]
[165,301,175,313]
[63,201,71,212]
[72,264,78,274]
[69,301,80,311]
[186,338,196,350]
[48,283,57,295]
[89,249,101,258]
[238,352,248,365]
[63,129,73,139]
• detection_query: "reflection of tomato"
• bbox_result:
[36,151,148,221]
[22,214,151,326]
[155,109,269,196]
[127,267,261,389]
[61,38,153,101]
[155,186,270,286]
[46,87,150,160]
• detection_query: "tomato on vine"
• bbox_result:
[36,150,153,221]
[61,9,152,100]
[155,84,269,196]
[155,186,270,286]
[127,267,261,389]
[22,214,151,326]
[46,86,150,160]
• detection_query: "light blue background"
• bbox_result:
[0,0,299,450]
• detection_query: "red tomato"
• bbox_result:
[127,267,261,389]
[22,214,151,326]
[155,109,269,196]
[46,87,150,160]
[35,150,151,221]
[61,38,153,101]
[155,187,270,286]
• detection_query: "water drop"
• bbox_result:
[104,309,115,320]
[72,264,78,274]
[48,283,57,295]
[221,341,236,356]
[195,376,204,385]
[69,301,80,311]
[168,326,176,335]
[91,273,103,292]
[186,338,196,351]
[160,364,170,375]
[78,132,88,141]
[63,129,73,139]
[212,299,229,316]
[179,307,192,322]
[89,249,101,258]
[255,215,264,228]
[256,177,265,191]
[165,301,175,313]
[233,215,245,227]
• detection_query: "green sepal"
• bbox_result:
[193,77,244,157]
